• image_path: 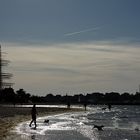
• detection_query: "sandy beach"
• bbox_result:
[0,105,82,140]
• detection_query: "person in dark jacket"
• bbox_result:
[29,104,37,129]
[108,103,112,111]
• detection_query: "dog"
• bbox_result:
[93,125,104,131]
[44,119,49,124]
[135,127,139,131]
[102,107,106,110]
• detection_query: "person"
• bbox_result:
[84,102,87,111]
[29,104,37,129]
[67,101,71,109]
[108,103,111,111]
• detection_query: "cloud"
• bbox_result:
[3,41,140,95]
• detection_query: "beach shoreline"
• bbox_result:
[0,106,83,140]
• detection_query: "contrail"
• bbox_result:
[64,27,100,36]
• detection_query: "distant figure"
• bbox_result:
[84,102,87,111]
[67,101,71,109]
[108,104,111,111]
[29,104,37,129]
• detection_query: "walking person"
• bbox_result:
[29,104,37,129]
[108,103,111,111]
[84,102,87,111]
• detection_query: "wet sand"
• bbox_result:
[0,106,82,140]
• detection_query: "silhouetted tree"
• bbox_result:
[16,89,30,104]
[0,87,15,104]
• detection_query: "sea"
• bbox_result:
[6,105,140,140]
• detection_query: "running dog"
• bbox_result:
[102,107,106,110]
[44,119,49,124]
[93,125,104,131]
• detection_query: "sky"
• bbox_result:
[1,0,140,95]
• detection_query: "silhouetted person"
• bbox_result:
[108,104,111,111]
[29,104,37,129]
[84,102,87,111]
[67,101,71,109]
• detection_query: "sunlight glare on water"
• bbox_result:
[10,105,140,140]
